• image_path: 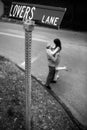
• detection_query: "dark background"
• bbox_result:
[2,0,87,31]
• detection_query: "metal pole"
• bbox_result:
[24,20,35,130]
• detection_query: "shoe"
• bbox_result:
[51,80,56,83]
[45,85,51,89]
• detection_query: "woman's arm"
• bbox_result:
[51,47,59,55]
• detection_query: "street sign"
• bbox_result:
[9,2,66,28]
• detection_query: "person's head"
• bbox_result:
[54,38,62,51]
[46,42,56,50]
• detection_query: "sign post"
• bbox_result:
[9,2,66,130]
[24,20,35,130]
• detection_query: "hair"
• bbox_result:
[54,38,62,50]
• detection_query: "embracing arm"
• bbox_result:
[46,49,59,62]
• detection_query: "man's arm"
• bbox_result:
[47,49,58,62]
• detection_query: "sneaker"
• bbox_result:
[45,85,51,89]
[51,80,56,83]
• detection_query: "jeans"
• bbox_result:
[46,66,55,86]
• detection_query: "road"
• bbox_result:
[0,21,87,127]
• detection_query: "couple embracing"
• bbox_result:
[45,38,67,89]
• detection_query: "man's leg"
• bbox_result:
[45,66,55,89]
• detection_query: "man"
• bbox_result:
[45,38,67,89]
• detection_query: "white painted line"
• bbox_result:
[0,31,47,42]
[0,32,24,38]
[20,56,38,68]
[0,31,46,69]
[20,62,25,67]
[31,57,38,63]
